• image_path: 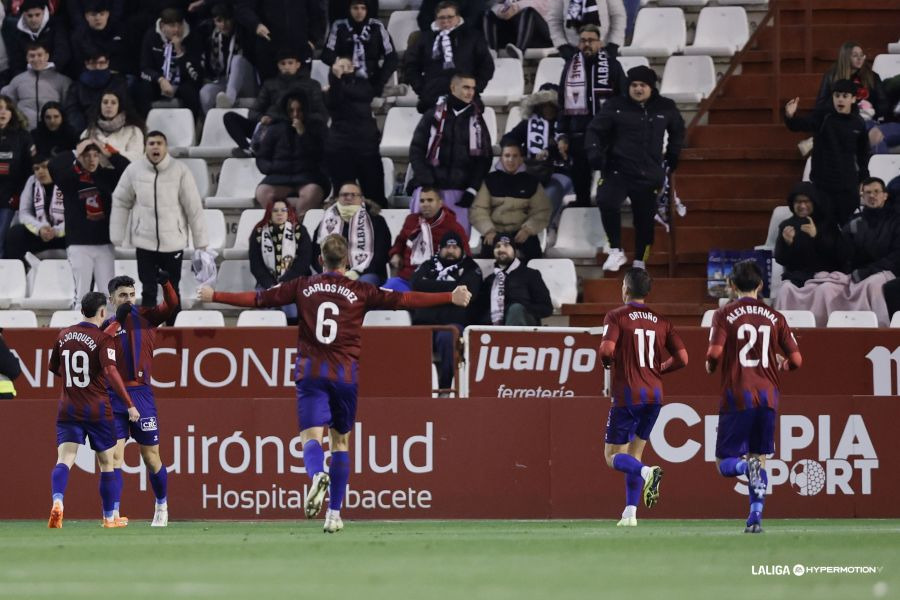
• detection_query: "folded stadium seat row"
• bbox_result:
[115,209,226,260]
[872,54,900,80]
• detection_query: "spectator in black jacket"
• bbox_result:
[6,0,71,77]
[815,42,889,125]
[62,49,129,134]
[404,0,494,114]
[324,58,386,207]
[198,2,257,111]
[31,100,79,156]
[774,182,840,287]
[411,229,482,390]
[408,73,493,234]
[417,0,486,32]
[4,155,67,263]
[558,24,625,207]
[784,79,870,226]
[312,182,391,285]
[67,0,126,34]
[69,0,132,77]
[253,91,329,213]
[136,7,204,117]
[321,0,397,96]
[233,0,325,81]
[470,234,552,325]
[0,328,21,399]
[585,65,684,273]
[50,137,129,306]
[0,95,34,258]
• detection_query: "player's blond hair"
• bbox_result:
[321,234,349,270]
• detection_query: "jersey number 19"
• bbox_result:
[61,349,90,388]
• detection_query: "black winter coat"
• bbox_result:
[249,222,313,288]
[233,0,325,60]
[839,206,900,281]
[774,182,841,286]
[250,73,328,123]
[326,71,380,151]
[62,74,130,134]
[139,20,203,87]
[411,254,483,325]
[0,126,33,206]
[784,107,870,192]
[471,262,553,324]
[815,67,890,121]
[320,17,398,94]
[556,50,626,137]
[70,22,133,76]
[585,89,685,185]
[254,117,327,177]
[7,15,71,76]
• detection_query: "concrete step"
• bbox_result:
[562,302,716,327]
[675,173,799,199]
[583,277,711,304]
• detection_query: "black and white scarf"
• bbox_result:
[31,178,64,227]
[162,41,181,85]
[426,96,487,166]
[566,0,599,27]
[431,21,460,69]
[317,203,375,272]
[209,29,237,78]
[490,258,521,325]
[563,51,614,116]
[260,221,297,278]
[352,23,372,78]
[525,115,550,157]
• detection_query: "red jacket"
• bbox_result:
[389,207,470,280]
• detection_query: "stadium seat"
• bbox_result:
[0,310,37,328]
[387,11,419,55]
[545,207,607,259]
[660,56,717,103]
[802,157,811,181]
[826,311,878,328]
[889,40,900,54]
[303,208,325,236]
[868,155,900,183]
[890,312,900,327]
[114,260,144,296]
[528,258,577,308]
[380,0,410,10]
[179,262,200,309]
[311,59,329,89]
[188,108,248,159]
[872,54,900,79]
[481,58,525,106]
[533,57,564,91]
[474,257,494,278]
[179,158,211,199]
[701,309,715,327]
[504,106,522,135]
[755,206,792,251]
[185,209,227,256]
[620,8,686,57]
[173,310,225,327]
[146,108,195,155]
[658,0,707,6]
[216,260,255,292]
[0,259,27,308]
[363,310,412,326]
[223,209,265,260]
[616,56,650,72]
[204,158,263,209]
[383,157,395,201]
[49,310,83,328]
[684,6,749,56]
[379,107,421,158]
[483,107,499,147]
[781,310,816,328]
[524,47,557,60]
[237,310,288,327]
[717,0,769,5]
[381,209,410,241]
[20,260,74,310]
[469,227,482,254]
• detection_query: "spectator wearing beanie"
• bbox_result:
[31,100,79,156]
[0,95,33,258]
[1,41,71,130]
[80,89,145,164]
[4,155,66,263]
[773,182,840,288]
[62,48,129,134]
[198,2,257,112]
[66,0,126,34]
[585,64,685,273]
[69,0,132,77]
[233,0,325,81]
[7,0,71,76]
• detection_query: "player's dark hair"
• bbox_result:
[321,234,349,270]
[729,260,763,293]
[861,177,886,192]
[108,275,136,295]
[81,291,108,318]
[146,130,167,143]
[624,268,651,299]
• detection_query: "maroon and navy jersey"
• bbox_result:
[602,303,685,407]
[709,297,800,413]
[256,272,409,382]
[48,322,118,421]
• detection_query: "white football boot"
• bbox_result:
[151,503,168,527]
[323,509,344,533]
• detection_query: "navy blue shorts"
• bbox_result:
[296,377,358,434]
[56,419,117,452]
[715,407,776,459]
[605,404,662,445]
[111,385,160,446]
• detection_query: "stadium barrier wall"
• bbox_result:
[1,395,895,520]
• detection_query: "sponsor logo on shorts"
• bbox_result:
[140,416,158,432]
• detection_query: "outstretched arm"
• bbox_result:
[661,348,689,374]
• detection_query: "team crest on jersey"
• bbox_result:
[107,348,116,360]
[140,417,158,432]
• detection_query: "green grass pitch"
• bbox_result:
[1,520,896,599]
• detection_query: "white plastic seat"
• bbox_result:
[826,310,878,328]
[173,310,225,327]
[660,56,717,103]
[379,107,421,158]
[533,57,564,91]
[701,309,715,327]
[802,157,811,181]
[179,158,211,199]
[616,56,650,72]
[188,108,248,159]
[620,8,686,57]
[755,206,792,251]
[223,209,265,260]
[0,310,37,327]
[311,60,330,89]
[380,0,410,10]
[890,312,900,327]
[0,259,27,308]
[303,208,325,237]
[474,257,494,279]
[381,209,410,241]
[481,58,525,106]
[545,207,607,259]
[179,261,200,309]
[146,108,195,154]
[868,155,900,183]
[469,227,481,254]
[387,10,419,55]
[49,310,84,328]
[872,54,900,80]
[524,47,557,60]
[504,106,522,135]
[215,260,256,292]
[114,260,144,296]
[204,158,263,209]
[716,0,769,5]
[185,209,226,256]
[527,258,577,309]
[20,260,75,310]
[383,157,395,200]
[363,310,412,326]
[781,310,816,328]
[237,310,288,327]
[685,7,748,57]
[483,107,499,147]
[658,0,707,5]
[889,40,900,54]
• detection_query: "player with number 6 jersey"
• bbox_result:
[198,234,472,533]
[706,260,802,534]
[599,268,688,527]
[47,292,139,529]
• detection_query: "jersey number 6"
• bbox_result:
[315,302,339,344]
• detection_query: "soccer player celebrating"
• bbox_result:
[48,292,140,529]
[599,268,688,526]
[706,260,802,533]
[103,271,178,527]
[198,234,472,533]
